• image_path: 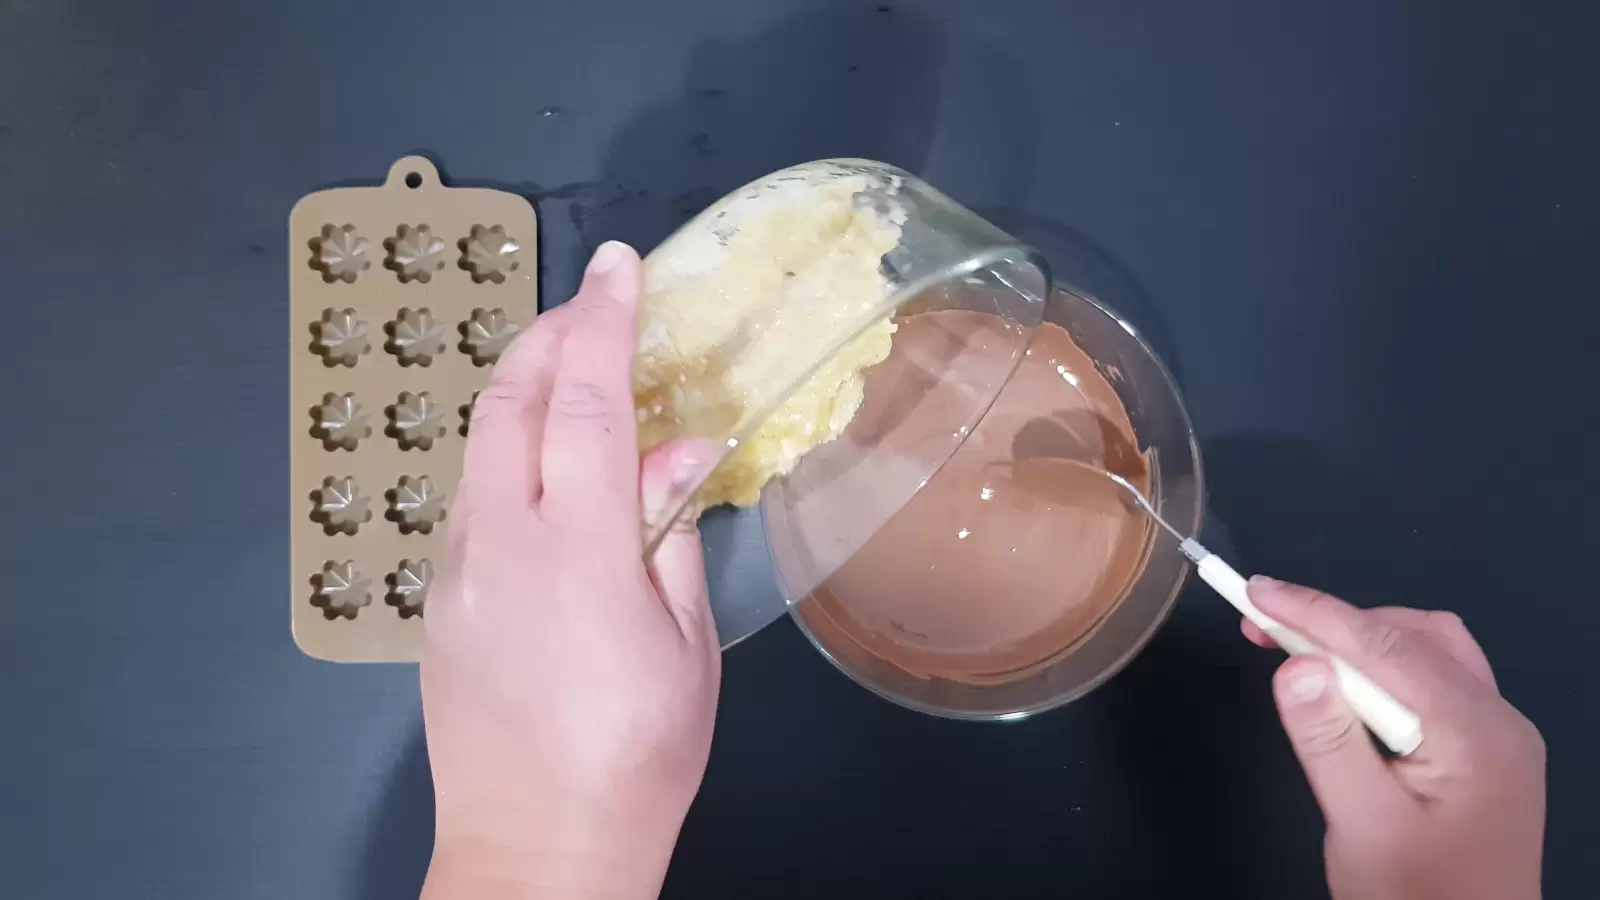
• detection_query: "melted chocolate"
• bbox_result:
[795,314,1152,685]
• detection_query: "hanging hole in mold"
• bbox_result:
[405,171,423,188]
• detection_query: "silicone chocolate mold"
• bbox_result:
[290,155,538,662]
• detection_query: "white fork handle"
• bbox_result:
[1191,552,1424,756]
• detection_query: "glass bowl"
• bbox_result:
[635,160,1050,645]
[776,284,1203,719]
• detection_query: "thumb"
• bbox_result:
[1273,656,1403,822]
[640,438,722,645]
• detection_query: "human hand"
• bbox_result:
[420,242,721,900]
[1244,577,1545,900]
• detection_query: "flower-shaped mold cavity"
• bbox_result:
[385,307,448,366]
[384,224,448,283]
[459,308,519,366]
[387,475,446,534]
[311,475,373,535]
[458,224,521,284]
[311,308,371,367]
[459,390,478,437]
[312,560,372,620]
[386,391,446,450]
[386,558,433,618]
[311,392,371,451]
[309,224,372,284]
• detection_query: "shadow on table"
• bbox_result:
[1082,599,1323,896]
[357,723,434,900]
[1202,431,1419,600]
[540,2,945,284]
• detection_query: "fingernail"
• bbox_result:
[672,459,699,490]
[671,457,711,493]
[1251,575,1281,589]
[1284,667,1329,705]
[670,439,723,492]
[587,241,629,276]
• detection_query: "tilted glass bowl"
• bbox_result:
[637,159,1050,647]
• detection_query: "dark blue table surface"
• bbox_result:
[2,1,1595,897]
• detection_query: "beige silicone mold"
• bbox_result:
[291,156,538,662]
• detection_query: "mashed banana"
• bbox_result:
[634,165,904,509]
